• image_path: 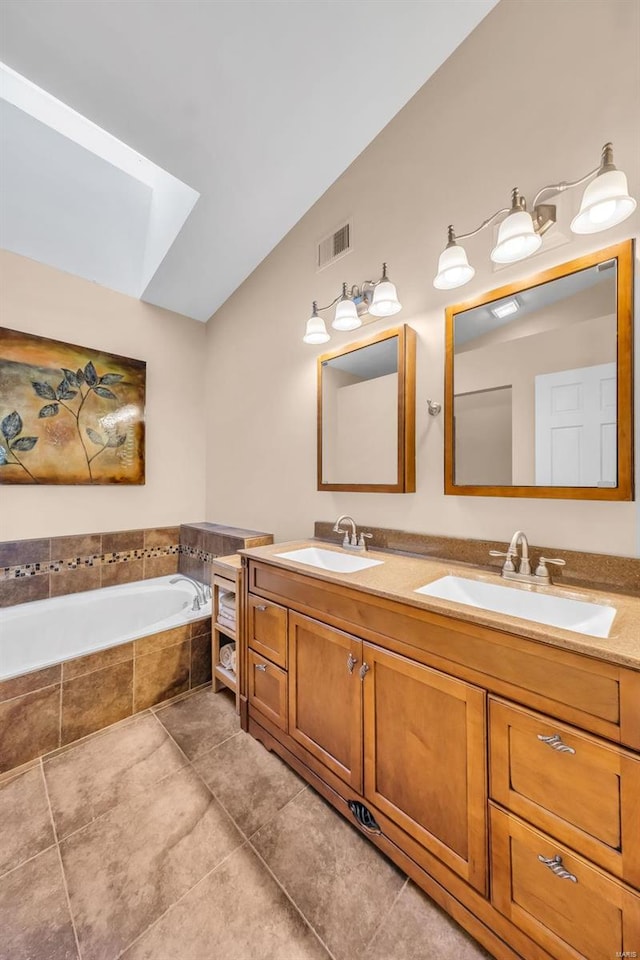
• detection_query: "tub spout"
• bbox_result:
[170,576,208,611]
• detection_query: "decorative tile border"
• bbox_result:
[2,545,179,582]
[0,523,274,606]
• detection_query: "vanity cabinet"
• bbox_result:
[243,557,640,960]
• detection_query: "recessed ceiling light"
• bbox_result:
[491,298,520,319]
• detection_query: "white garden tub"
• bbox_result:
[0,575,211,681]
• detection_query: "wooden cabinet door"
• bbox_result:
[288,612,363,792]
[362,643,487,893]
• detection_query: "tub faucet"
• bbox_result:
[170,576,209,611]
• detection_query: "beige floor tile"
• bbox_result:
[44,713,187,838]
[121,844,330,960]
[366,880,494,960]
[193,730,305,836]
[59,765,242,960]
[0,846,78,960]
[0,764,55,876]
[251,788,404,960]
[154,687,239,759]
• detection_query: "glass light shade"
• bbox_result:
[303,314,330,344]
[571,169,637,234]
[491,209,542,264]
[332,297,361,331]
[433,243,475,289]
[369,280,402,317]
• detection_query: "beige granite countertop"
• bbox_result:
[240,540,640,670]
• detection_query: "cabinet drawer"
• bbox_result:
[248,595,287,668]
[248,650,287,732]
[490,805,640,960]
[490,699,640,887]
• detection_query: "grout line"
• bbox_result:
[151,712,337,960]
[0,839,59,881]
[246,835,339,960]
[49,733,191,846]
[362,875,408,953]
[112,841,250,960]
[40,759,84,960]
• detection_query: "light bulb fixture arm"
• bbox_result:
[453,207,512,243]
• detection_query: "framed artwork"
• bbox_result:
[0,328,146,485]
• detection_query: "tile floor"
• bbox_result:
[0,687,493,960]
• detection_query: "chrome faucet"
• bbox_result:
[490,530,566,584]
[170,576,211,611]
[332,515,374,552]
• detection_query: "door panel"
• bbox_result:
[288,612,363,792]
[363,643,487,892]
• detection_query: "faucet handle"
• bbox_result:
[489,550,516,573]
[358,533,373,549]
[535,557,566,579]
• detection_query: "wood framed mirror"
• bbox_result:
[318,324,416,492]
[445,240,634,500]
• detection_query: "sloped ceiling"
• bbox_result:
[0,0,497,321]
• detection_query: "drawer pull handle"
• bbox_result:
[255,663,268,672]
[537,734,576,755]
[255,604,267,612]
[347,653,358,674]
[538,854,578,883]
[359,662,370,680]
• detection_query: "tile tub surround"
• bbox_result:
[0,522,273,606]
[0,688,491,960]
[314,522,640,596]
[178,521,273,584]
[0,615,212,773]
[0,526,180,608]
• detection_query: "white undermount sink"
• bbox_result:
[276,547,384,574]
[415,575,616,639]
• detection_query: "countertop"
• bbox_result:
[240,539,640,670]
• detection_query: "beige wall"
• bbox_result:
[204,0,640,556]
[0,251,206,539]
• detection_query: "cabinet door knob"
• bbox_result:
[537,854,578,883]
[359,662,370,680]
[537,733,576,755]
[255,663,267,672]
[347,653,358,674]
[255,604,267,612]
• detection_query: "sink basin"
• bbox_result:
[276,547,384,574]
[415,575,616,638]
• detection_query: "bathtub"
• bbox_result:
[0,575,212,681]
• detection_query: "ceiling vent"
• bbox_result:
[317,220,352,271]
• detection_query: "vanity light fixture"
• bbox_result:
[303,263,401,344]
[433,142,636,290]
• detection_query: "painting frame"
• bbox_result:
[0,327,146,485]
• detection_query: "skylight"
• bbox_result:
[0,61,199,299]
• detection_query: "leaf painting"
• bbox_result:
[0,328,145,485]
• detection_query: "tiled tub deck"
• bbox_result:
[0,614,212,774]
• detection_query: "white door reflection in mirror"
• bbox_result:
[535,363,617,486]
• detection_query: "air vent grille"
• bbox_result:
[317,221,352,270]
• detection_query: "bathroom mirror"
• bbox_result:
[318,325,416,492]
[445,240,634,500]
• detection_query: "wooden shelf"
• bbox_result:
[214,663,237,692]
[215,622,237,641]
